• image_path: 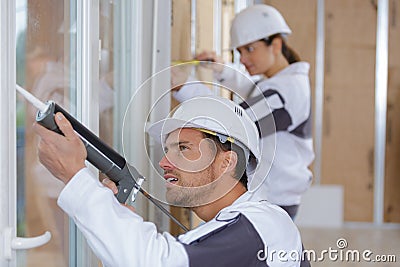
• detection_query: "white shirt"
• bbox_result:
[58,167,303,266]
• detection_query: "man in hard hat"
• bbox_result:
[34,95,308,266]
[172,4,314,220]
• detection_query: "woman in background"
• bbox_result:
[172,4,314,220]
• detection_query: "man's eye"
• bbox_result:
[179,145,189,151]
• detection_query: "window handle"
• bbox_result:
[3,227,51,260]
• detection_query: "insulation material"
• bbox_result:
[384,0,400,223]
[322,0,377,222]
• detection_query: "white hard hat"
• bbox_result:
[147,96,260,171]
[230,4,292,49]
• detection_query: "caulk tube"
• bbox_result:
[36,101,143,204]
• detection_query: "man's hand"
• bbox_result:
[33,112,87,184]
[102,178,136,212]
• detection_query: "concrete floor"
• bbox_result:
[299,225,400,266]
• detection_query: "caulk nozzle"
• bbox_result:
[16,84,48,112]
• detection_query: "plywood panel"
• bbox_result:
[196,0,215,52]
[171,0,192,61]
[322,0,377,222]
[221,0,235,63]
[265,0,317,89]
[384,0,400,223]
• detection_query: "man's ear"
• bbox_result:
[221,150,238,174]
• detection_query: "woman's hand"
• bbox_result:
[196,50,225,73]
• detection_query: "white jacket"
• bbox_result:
[58,168,303,266]
[173,62,314,205]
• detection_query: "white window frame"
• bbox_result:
[1,0,192,265]
[71,0,100,266]
[0,0,17,265]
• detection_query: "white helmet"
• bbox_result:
[147,95,260,172]
[230,4,292,49]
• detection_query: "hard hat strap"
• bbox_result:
[194,128,235,144]
[195,128,251,167]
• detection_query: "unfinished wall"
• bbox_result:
[266,0,400,223]
[322,0,377,222]
[171,0,400,225]
[171,0,192,62]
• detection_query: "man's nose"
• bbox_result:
[159,154,175,170]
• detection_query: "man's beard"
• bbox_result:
[166,168,218,207]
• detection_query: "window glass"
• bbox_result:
[99,0,115,154]
[16,0,75,265]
